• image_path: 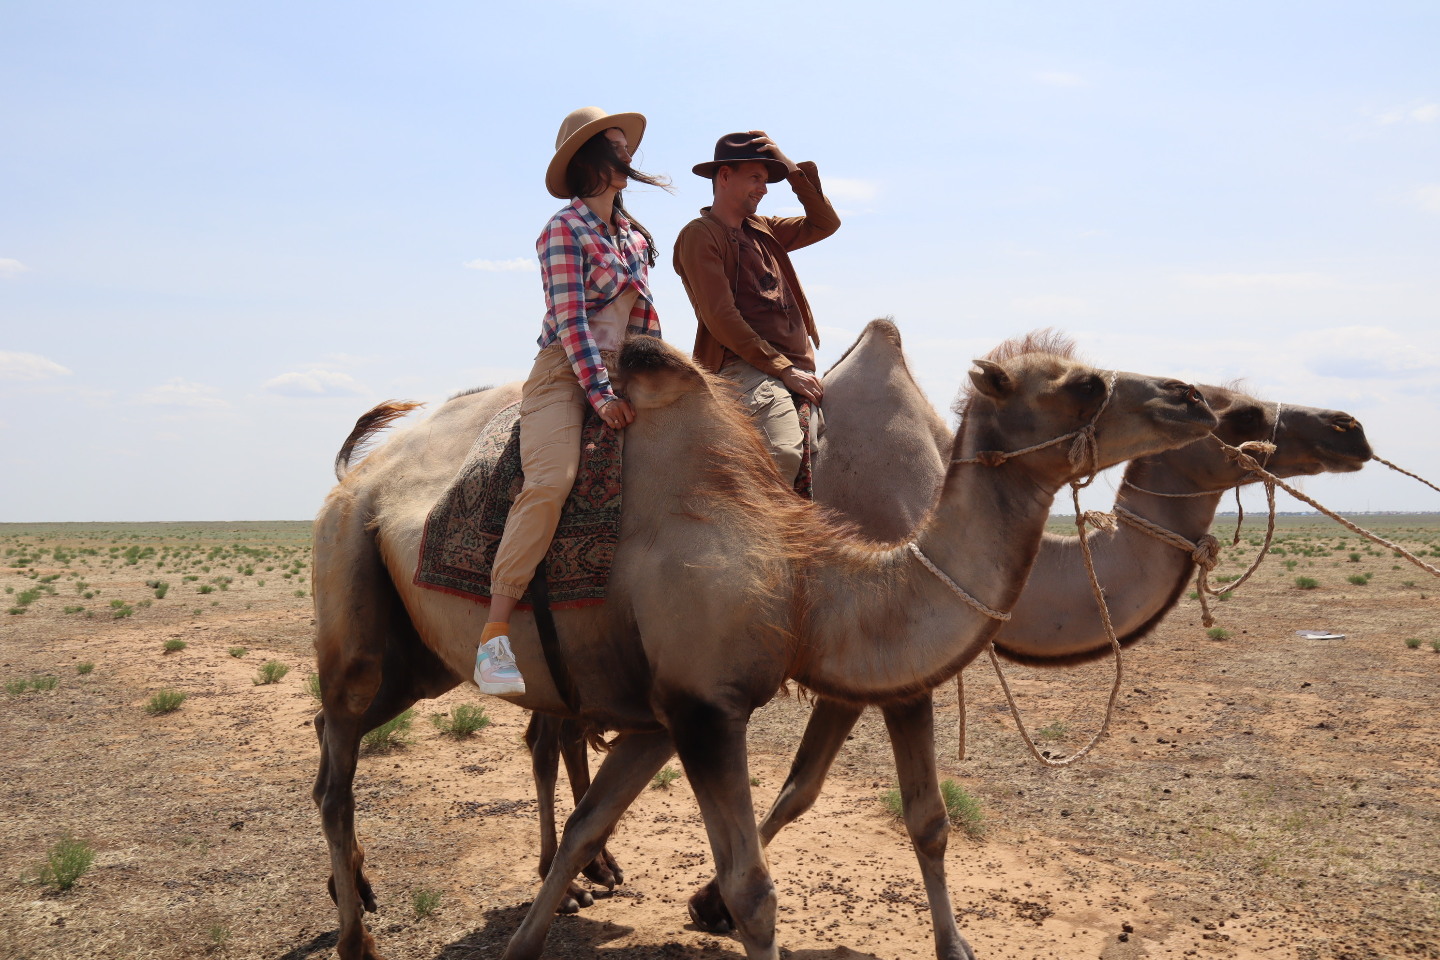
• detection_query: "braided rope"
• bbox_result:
[1220,444,1440,579]
[1372,454,1440,496]
[907,543,1012,622]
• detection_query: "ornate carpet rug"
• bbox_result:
[413,402,622,609]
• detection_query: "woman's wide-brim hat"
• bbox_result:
[692,132,790,182]
[546,106,646,200]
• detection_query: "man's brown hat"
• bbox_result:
[692,132,790,182]
[545,106,646,200]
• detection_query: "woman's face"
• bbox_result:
[604,128,631,191]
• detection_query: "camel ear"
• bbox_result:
[969,359,1015,399]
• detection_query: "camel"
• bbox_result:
[311,332,1216,960]
[675,320,1372,952]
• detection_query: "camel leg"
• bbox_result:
[558,719,625,889]
[688,698,863,932]
[672,703,779,960]
[524,715,598,913]
[881,695,977,960]
[502,730,675,960]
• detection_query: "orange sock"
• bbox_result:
[481,622,509,643]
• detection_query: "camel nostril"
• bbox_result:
[1186,387,1204,405]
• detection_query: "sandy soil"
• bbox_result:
[1,519,1437,960]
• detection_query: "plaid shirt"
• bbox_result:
[537,199,660,412]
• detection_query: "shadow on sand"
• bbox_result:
[428,903,889,960]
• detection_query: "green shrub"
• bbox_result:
[146,689,186,715]
[411,888,442,919]
[4,677,28,695]
[1295,576,1319,590]
[153,582,169,599]
[227,646,247,658]
[1036,721,1067,742]
[63,605,84,614]
[940,779,986,837]
[38,834,95,892]
[1405,637,1422,649]
[163,639,187,654]
[651,766,682,790]
[361,709,415,753]
[1206,627,1231,640]
[431,704,490,738]
[197,584,214,595]
[31,675,58,692]
[76,662,94,675]
[253,660,290,685]
[305,673,322,700]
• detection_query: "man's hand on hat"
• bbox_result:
[747,131,799,174]
[780,367,824,404]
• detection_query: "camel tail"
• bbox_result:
[333,400,425,480]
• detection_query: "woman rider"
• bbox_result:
[475,107,668,695]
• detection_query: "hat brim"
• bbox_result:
[692,157,790,183]
[545,111,647,200]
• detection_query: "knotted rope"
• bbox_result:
[920,372,1122,765]
[1218,444,1440,580]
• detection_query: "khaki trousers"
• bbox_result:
[491,343,610,601]
[719,358,806,486]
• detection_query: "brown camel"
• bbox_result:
[677,320,1372,954]
[311,332,1216,960]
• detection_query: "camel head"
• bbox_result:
[616,335,712,411]
[1124,385,1372,493]
[957,331,1217,488]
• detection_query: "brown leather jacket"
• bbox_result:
[673,162,840,377]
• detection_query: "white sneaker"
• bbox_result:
[474,634,526,695]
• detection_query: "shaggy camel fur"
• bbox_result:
[311,333,1215,960]
[680,320,1372,952]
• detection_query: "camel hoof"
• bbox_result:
[686,881,733,933]
[582,847,623,890]
[557,896,580,915]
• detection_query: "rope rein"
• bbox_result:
[1372,454,1440,496]
[919,373,1127,768]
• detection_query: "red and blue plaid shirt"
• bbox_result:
[537,199,660,412]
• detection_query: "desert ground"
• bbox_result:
[1,516,1437,960]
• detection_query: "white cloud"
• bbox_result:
[463,257,535,272]
[1035,71,1085,87]
[1377,102,1440,125]
[262,368,364,398]
[137,378,228,408]
[1177,272,1343,291]
[1294,325,1439,381]
[0,258,30,278]
[823,178,880,204]
[1415,184,1440,214]
[0,351,71,381]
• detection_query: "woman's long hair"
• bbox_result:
[566,131,670,266]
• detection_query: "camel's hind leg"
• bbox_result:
[688,697,863,932]
[525,715,622,913]
[882,695,977,960]
[312,507,461,960]
[502,730,675,960]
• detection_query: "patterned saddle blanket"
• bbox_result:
[413,401,623,609]
[413,396,815,610]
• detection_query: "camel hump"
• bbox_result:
[618,336,709,409]
[862,317,904,347]
[333,400,425,480]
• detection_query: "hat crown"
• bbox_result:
[556,107,610,150]
[711,132,766,164]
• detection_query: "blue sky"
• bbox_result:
[3,1,1438,520]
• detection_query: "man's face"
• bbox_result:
[716,161,770,216]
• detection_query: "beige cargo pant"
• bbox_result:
[719,358,807,486]
[490,342,615,601]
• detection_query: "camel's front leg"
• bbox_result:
[688,697,863,932]
[502,730,675,960]
[673,703,779,960]
[882,695,977,960]
[524,715,590,913]
[557,719,625,889]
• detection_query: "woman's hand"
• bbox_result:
[600,397,636,430]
